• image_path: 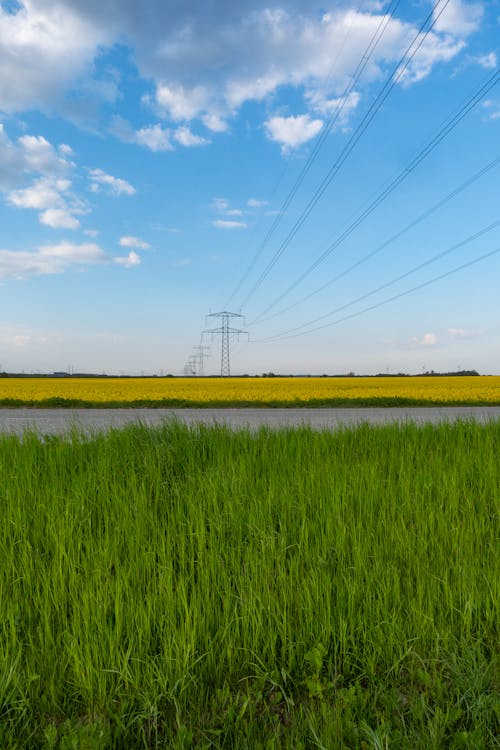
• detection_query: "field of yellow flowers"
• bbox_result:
[0,376,499,405]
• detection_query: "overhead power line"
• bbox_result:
[251,152,500,325]
[254,216,500,342]
[254,245,500,343]
[240,0,453,311]
[249,64,500,325]
[224,0,401,307]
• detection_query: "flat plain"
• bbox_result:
[0,375,499,407]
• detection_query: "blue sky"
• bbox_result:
[0,0,499,375]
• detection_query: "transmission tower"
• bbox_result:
[183,354,198,376]
[204,311,246,376]
[193,345,210,376]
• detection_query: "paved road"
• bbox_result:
[1,406,500,436]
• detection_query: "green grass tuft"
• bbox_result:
[0,421,498,747]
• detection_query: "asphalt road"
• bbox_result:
[1,406,500,436]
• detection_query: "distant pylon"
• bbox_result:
[184,354,198,376]
[193,345,210,377]
[204,311,246,376]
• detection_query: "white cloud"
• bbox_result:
[0,125,73,192]
[18,134,72,174]
[88,168,136,196]
[307,90,361,126]
[174,126,208,147]
[409,332,439,348]
[119,235,150,249]
[135,124,173,151]
[396,34,465,87]
[0,1,109,113]
[482,99,500,121]
[0,3,473,147]
[247,198,268,208]
[473,52,498,70]
[114,250,141,268]
[155,83,211,121]
[202,113,229,133]
[212,219,247,229]
[8,177,69,210]
[265,114,323,152]
[433,0,483,37]
[0,241,106,279]
[212,197,244,217]
[39,208,80,229]
[0,238,148,279]
[39,241,105,263]
[7,174,82,229]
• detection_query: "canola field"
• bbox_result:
[0,375,499,406]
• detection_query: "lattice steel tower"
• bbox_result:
[192,344,210,377]
[204,311,246,376]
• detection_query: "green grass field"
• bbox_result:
[0,421,498,748]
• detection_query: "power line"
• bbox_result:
[254,243,500,343]
[254,216,500,341]
[251,153,500,325]
[240,0,453,311]
[249,64,500,324]
[225,0,401,307]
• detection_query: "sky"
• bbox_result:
[0,0,499,375]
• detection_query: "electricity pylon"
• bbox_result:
[193,345,210,377]
[184,354,197,376]
[204,311,246,376]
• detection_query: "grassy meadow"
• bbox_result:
[0,375,499,407]
[0,421,498,748]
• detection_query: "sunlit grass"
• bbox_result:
[0,421,498,747]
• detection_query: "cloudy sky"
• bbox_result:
[0,0,499,374]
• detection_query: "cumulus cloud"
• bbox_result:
[114,250,141,268]
[7,175,82,229]
[8,177,71,210]
[307,90,361,126]
[212,219,247,229]
[88,168,135,195]
[0,241,106,279]
[433,0,483,37]
[0,1,109,113]
[111,116,208,151]
[265,114,324,152]
[173,126,208,147]
[202,113,229,133]
[0,239,146,279]
[39,208,81,229]
[119,236,150,249]
[0,125,73,192]
[473,52,498,70]
[0,2,479,144]
[135,124,173,151]
[39,241,105,262]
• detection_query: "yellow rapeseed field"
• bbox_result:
[0,376,499,403]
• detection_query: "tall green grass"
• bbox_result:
[0,421,498,748]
